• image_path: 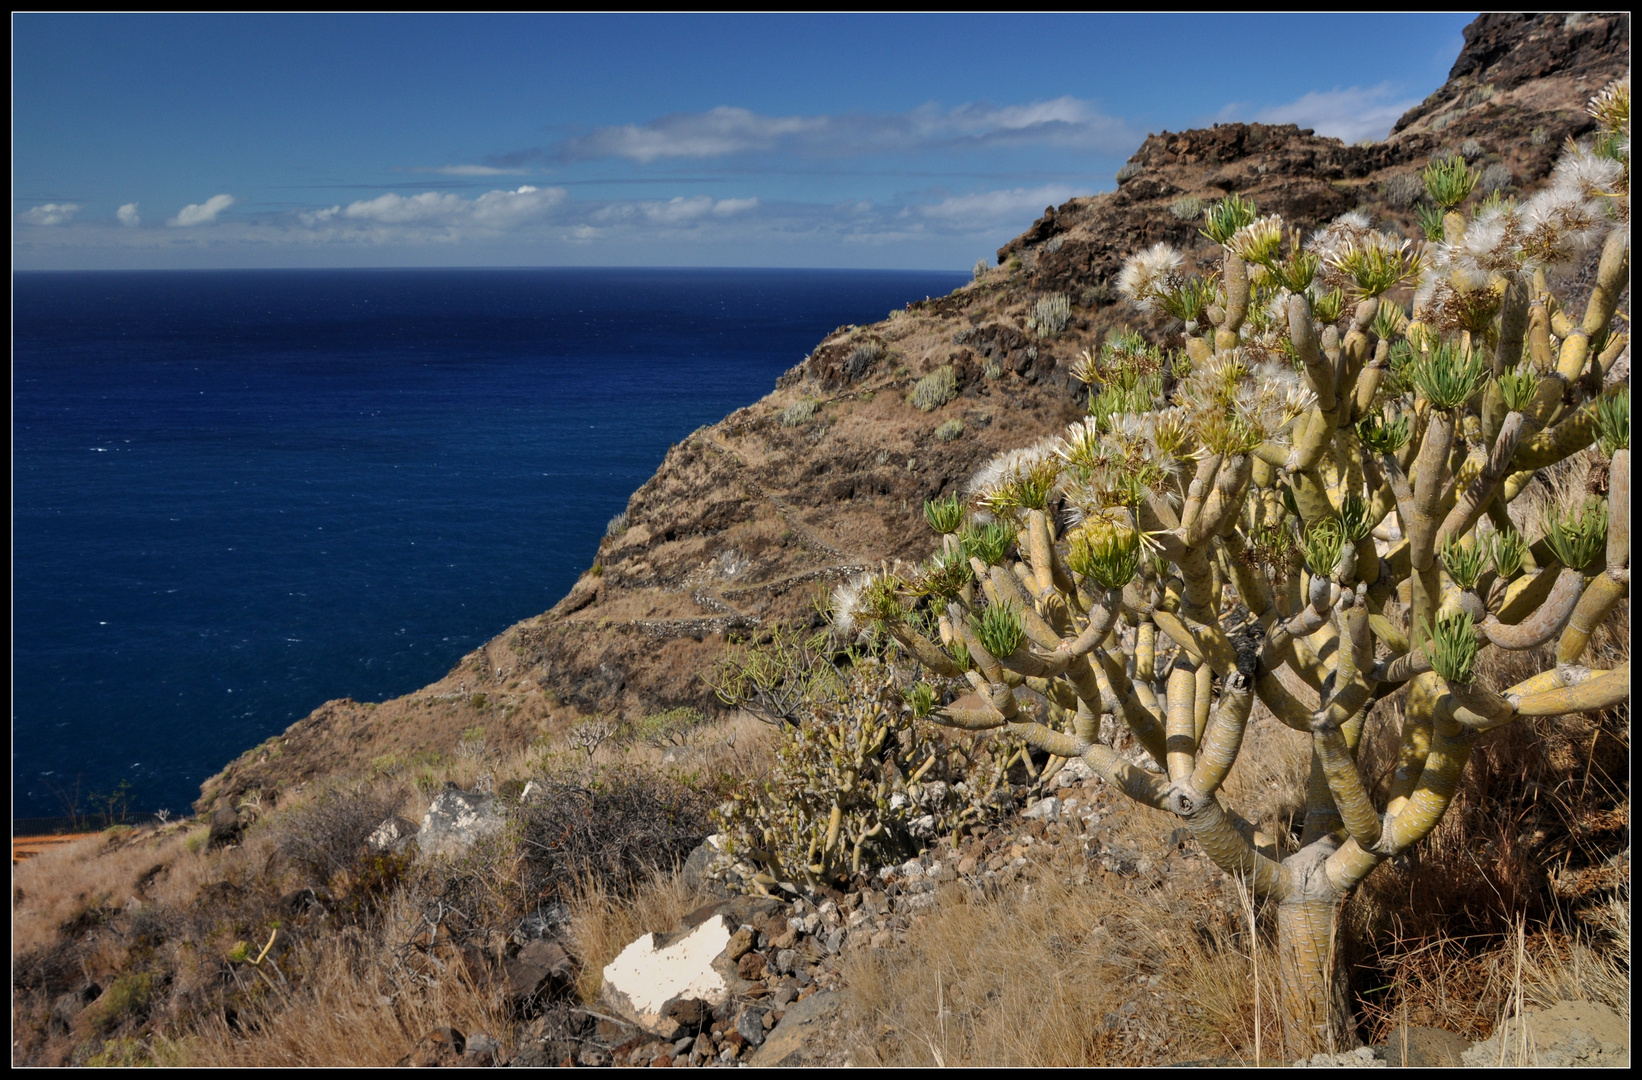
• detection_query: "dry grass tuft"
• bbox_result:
[12,826,195,957]
[181,894,510,1066]
[837,800,1296,1066]
[565,868,711,1003]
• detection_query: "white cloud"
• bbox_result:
[413,164,522,176]
[343,191,466,225]
[117,203,140,227]
[918,185,1083,225]
[551,97,1135,163]
[14,181,1085,266]
[333,185,567,230]
[562,107,825,163]
[710,197,759,216]
[22,202,81,225]
[469,185,567,227]
[635,195,760,223]
[169,194,236,226]
[1247,84,1422,144]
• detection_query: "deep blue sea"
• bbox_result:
[13,267,967,820]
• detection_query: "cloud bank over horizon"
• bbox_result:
[16,176,1097,269]
[513,97,1138,167]
[14,14,1474,269]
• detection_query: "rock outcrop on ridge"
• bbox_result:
[196,12,1629,815]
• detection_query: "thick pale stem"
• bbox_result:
[987,564,1063,649]
[1495,272,1531,375]
[1515,664,1630,715]
[1171,783,1287,897]
[1480,568,1586,648]
[1217,252,1249,351]
[1190,673,1254,796]
[1277,892,1354,1054]
[1609,449,1629,572]
[1495,561,1566,624]
[1555,573,1628,665]
[1582,226,1631,337]
[1437,411,1532,548]
[1189,454,1254,545]
[1165,661,1198,780]
[1178,454,1224,540]
[1289,293,1337,414]
[1026,509,1058,601]
[1382,699,1477,854]
[1256,669,1318,733]
[1409,410,1454,632]
[887,623,965,678]
[1512,385,1625,470]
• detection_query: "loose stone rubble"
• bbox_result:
[423,772,1627,1069]
[501,773,1245,1068]
[1460,1000,1630,1068]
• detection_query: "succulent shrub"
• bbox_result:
[1027,293,1072,339]
[935,418,965,442]
[780,398,820,427]
[844,341,883,381]
[838,88,1631,1053]
[1477,162,1513,197]
[910,365,959,411]
[1381,172,1427,210]
[604,511,629,539]
[1170,196,1206,221]
[714,662,1048,892]
[973,258,990,282]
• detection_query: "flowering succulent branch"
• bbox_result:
[832,88,1630,1052]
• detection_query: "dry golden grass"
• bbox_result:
[180,890,511,1067]
[564,867,712,1003]
[836,799,1304,1066]
[12,825,194,957]
[1356,892,1630,1046]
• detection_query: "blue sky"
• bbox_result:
[14,13,1475,270]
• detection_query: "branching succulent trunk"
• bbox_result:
[840,99,1631,1058]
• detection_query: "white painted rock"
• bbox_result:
[602,915,734,1035]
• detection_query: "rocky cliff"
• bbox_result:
[195,12,1629,815]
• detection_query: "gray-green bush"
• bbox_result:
[1382,172,1427,209]
[909,366,958,411]
[780,398,820,427]
[1026,293,1071,339]
[1170,196,1206,221]
[844,341,883,382]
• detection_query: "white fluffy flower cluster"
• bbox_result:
[965,438,1062,502]
[1055,413,1184,516]
[829,572,872,638]
[1224,214,1286,266]
[1115,242,1185,312]
[1176,352,1315,454]
[1306,211,1375,265]
[1423,145,1623,307]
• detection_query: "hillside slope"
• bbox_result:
[195,12,1629,815]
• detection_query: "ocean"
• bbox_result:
[12,267,968,821]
